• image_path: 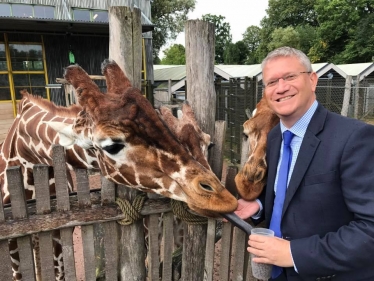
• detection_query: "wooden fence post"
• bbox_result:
[183,19,216,280]
[108,6,146,281]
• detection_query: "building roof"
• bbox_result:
[0,15,154,35]
[214,64,262,79]
[337,63,374,80]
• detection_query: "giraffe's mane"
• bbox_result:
[19,90,82,118]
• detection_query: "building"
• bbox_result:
[0,0,154,140]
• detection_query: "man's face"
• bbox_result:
[262,56,318,127]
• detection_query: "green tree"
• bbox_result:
[224,41,248,64]
[160,44,186,65]
[268,27,300,51]
[256,0,317,61]
[312,0,373,63]
[151,0,196,63]
[341,13,374,63]
[242,25,261,64]
[201,14,232,64]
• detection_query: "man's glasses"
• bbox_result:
[263,71,311,88]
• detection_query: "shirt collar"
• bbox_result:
[280,100,318,138]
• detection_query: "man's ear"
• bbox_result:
[45,122,75,147]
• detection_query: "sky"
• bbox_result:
[159,0,269,57]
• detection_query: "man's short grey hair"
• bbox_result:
[261,46,313,72]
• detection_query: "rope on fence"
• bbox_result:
[171,200,208,225]
[115,194,207,225]
[115,193,146,225]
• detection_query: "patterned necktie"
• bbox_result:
[269,130,294,279]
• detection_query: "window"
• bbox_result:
[34,6,54,19]
[9,44,43,71]
[92,11,108,22]
[0,43,7,71]
[3,4,54,19]
[72,8,108,22]
[9,43,47,100]
[0,3,11,17]
[73,9,90,21]
[12,4,33,18]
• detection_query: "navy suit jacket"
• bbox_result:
[261,104,374,281]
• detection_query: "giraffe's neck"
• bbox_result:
[0,94,99,203]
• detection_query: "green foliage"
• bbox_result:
[201,14,232,64]
[242,25,262,64]
[268,27,301,51]
[160,44,186,65]
[151,0,196,63]
[312,0,373,63]
[224,41,248,64]
[254,0,373,63]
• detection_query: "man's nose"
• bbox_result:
[275,78,289,92]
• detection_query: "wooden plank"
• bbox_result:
[75,168,91,207]
[52,145,70,211]
[7,166,28,219]
[232,227,248,281]
[81,225,96,281]
[147,214,160,280]
[17,235,36,280]
[183,19,216,279]
[0,195,172,239]
[38,232,55,281]
[101,175,116,204]
[109,6,146,280]
[0,186,13,280]
[204,218,217,281]
[161,212,173,281]
[219,222,234,280]
[60,228,76,281]
[34,164,51,214]
[103,221,119,280]
[0,240,13,280]
[210,120,227,179]
[34,164,55,280]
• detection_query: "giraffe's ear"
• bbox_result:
[45,122,75,147]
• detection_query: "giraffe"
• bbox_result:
[234,96,279,200]
[49,59,237,216]
[1,59,237,280]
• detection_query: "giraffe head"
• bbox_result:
[235,97,279,201]
[49,60,237,217]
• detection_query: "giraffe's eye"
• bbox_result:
[102,143,125,154]
[242,133,249,141]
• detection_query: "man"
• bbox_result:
[235,46,374,281]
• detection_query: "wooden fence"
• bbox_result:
[0,140,261,281]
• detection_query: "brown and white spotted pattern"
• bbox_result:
[235,97,279,200]
[1,59,238,280]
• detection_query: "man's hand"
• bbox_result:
[247,235,294,267]
[234,199,260,220]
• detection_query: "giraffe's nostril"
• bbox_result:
[200,183,214,192]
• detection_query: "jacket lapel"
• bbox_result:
[265,125,282,222]
[281,104,327,217]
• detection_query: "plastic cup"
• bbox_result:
[250,228,274,280]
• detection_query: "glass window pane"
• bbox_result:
[0,74,9,87]
[0,74,11,100]
[0,3,11,16]
[34,6,54,19]
[92,11,108,22]
[73,9,90,21]
[9,44,43,71]
[12,4,33,18]
[14,74,46,99]
[0,44,6,71]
